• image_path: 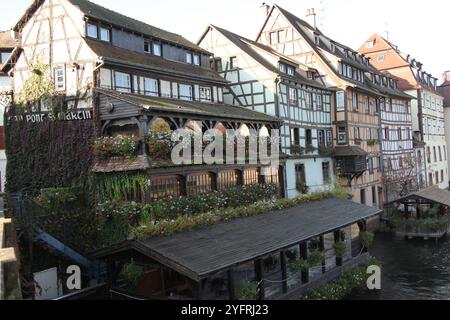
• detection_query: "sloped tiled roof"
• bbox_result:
[270,5,380,95]
[67,0,208,53]
[85,39,226,83]
[209,25,328,90]
[14,0,208,54]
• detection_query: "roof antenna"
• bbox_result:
[260,2,270,16]
[385,22,389,41]
[306,8,317,29]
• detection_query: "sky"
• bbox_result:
[1,0,449,82]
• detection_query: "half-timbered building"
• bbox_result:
[3,0,283,199]
[256,4,385,207]
[198,25,335,198]
[2,0,383,300]
[359,34,448,190]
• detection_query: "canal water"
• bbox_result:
[348,233,450,300]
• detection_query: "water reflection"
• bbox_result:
[349,233,450,300]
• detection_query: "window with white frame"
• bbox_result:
[114,72,131,93]
[186,52,193,64]
[289,87,298,106]
[54,67,65,91]
[338,127,347,144]
[179,84,193,101]
[200,87,212,102]
[326,130,333,146]
[100,27,110,42]
[144,78,158,96]
[287,66,295,76]
[153,43,162,56]
[144,41,151,53]
[193,54,200,66]
[87,23,98,38]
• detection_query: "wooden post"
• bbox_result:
[280,251,288,294]
[254,259,265,300]
[197,280,205,300]
[320,236,326,274]
[299,242,309,283]
[334,231,343,266]
[227,270,235,300]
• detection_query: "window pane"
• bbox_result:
[193,54,200,66]
[200,87,212,102]
[179,84,193,101]
[153,43,162,56]
[1,52,11,64]
[114,72,131,93]
[144,78,158,96]
[186,53,192,64]
[54,67,65,91]
[87,23,98,38]
[100,27,110,42]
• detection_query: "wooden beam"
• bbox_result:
[254,259,265,300]
[280,251,288,294]
[227,270,235,300]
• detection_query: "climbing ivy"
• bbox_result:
[5,119,95,194]
[93,172,148,203]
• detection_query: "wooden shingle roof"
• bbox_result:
[395,187,450,207]
[92,197,381,281]
[96,89,281,124]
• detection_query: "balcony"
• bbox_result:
[333,146,368,178]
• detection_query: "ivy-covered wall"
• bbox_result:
[5,119,96,193]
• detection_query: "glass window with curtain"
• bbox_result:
[114,72,131,93]
[144,78,158,96]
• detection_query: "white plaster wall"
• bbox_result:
[285,158,334,199]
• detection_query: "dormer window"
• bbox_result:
[287,66,295,76]
[186,52,193,64]
[193,54,200,66]
[153,42,162,56]
[144,41,151,53]
[365,40,375,48]
[315,36,320,45]
[100,26,110,42]
[87,23,98,38]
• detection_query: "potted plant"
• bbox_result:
[306,144,317,154]
[360,231,374,253]
[367,139,378,146]
[296,181,309,194]
[291,145,305,155]
[318,146,334,156]
[238,281,258,300]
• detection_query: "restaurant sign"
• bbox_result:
[8,109,93,123]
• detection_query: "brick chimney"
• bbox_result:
[442,71,450,85]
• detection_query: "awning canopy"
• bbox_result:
[390,187,450,207]
[92,197,381,281]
